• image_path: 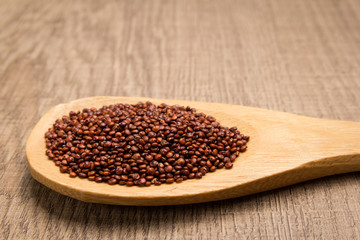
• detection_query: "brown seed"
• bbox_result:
[225,162,233,169]
[182,169,190,175]
[95,177,103,182]
[165,165,173,172]
[108,178,117,185]
[150,160,158,167]
[146,174,154,180]
[152,126,160,132]
[212,149,218,155]
[136,159,145,165]
[78,172,87,178]
[147,167,155,175]
[195,172,202,179]
[240,145,247,152]
[131,146,138,152]
[139,178,146,185]
[116,166,123,175]
[177,158,185,166]
[166,178,175,184]
[139,164,147,169]
[60,166,68,173]
[83,161,91,168]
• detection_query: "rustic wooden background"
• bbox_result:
[1,0,360,239]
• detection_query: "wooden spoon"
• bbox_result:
[26,97,360,206]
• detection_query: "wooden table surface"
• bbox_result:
[1,0,360,239]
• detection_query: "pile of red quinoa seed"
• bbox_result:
[45,102,249,186]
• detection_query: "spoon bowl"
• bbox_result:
[26,97,360,205]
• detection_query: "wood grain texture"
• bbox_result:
[1,0,360,238]
[26,96,360,206]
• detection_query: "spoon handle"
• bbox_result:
[299,117,360,157]
[250,114,360,171]
[299,118,360,171]
[237,104,360,172]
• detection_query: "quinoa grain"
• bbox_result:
[45,102,249,186]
